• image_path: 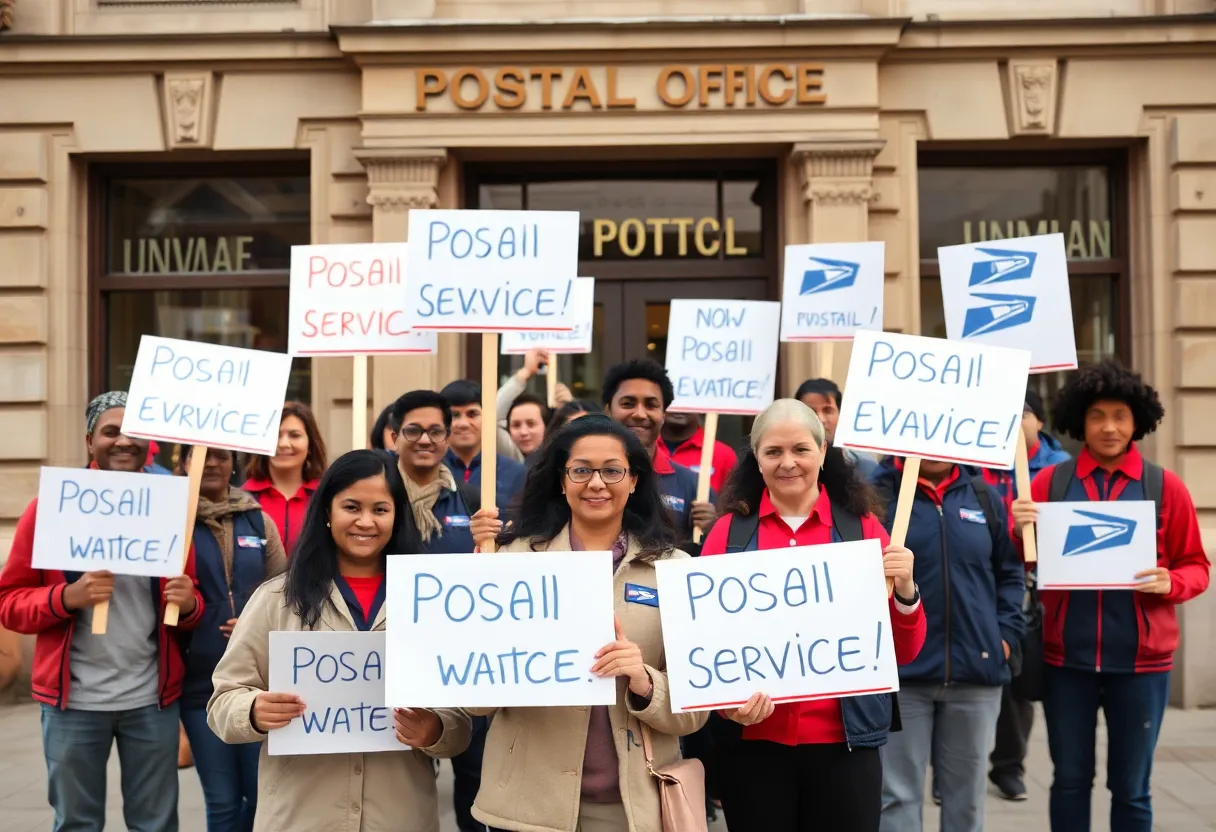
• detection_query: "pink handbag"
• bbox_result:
[640,722,709,832]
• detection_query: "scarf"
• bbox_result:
[403,464,457,543]
[196,486,264,595]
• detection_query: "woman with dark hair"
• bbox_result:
[369,403,398,452]
[546,398,600,436]
[208,450,471,832]
[242,402,328,556]
[700,399,926,832]
[1012,361,1209,831]
[178,445,287,832]
[467,415,706,832]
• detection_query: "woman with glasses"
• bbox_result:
[177,445,287,832]
[468,414,707,832]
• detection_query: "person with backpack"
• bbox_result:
[178,445,288,832]
[871,457,1025,832]
[1011,361,1210,831]
[698,399,925,831]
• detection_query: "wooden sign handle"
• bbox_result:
[164,446,207,626]
[546,357,558,408]
[691,412,718,545]
[886,455,921,597]
[352,355,369,451]
[92,597,109,635]
[1014,430,1038,563]
[818,342,835,381]
[480,334,499,554]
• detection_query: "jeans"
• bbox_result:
[180,705,260,832]
[990,682,1035,780]
[453,715,489,832]
[880,683,1003,832]
[1041,665,1170,832]
[40,702,181,832]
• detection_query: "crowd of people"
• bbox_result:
[0,347,1207,832]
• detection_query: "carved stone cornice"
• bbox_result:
[355,147,447,213]
[792,139,885,206]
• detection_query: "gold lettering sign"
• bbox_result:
[592,217,748,258]
[962,220,1111,260]
[121,235,255,274]
[414,64,825,113]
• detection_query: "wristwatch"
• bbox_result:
[893,584,921,607]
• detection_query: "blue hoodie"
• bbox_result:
[1023,431,1071,488]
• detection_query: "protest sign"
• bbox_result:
[1035,501,1158,590]
[501,277,595,355]
[288,243,438,357]
[404,209,579,333]
[938,233,1076,373]
[834,329,1031,469]
[385,551,617,708]
[665,299,781,416]
[780,242,885,342]
[32,467,189,579]
[655,540,898,712]
[268,631,400,756]
[121,336,293,456]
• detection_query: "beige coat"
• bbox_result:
[471,529,708,832]
[207,575,472,832]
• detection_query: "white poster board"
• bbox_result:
[385,551,617,708]
[665,299,781,415]
[267,631,400,756]
[404,209,579,333]
[287,243,438,357]
[937,233,1077,374]
[120,336,293,456]
[834,330,1031,469]
[32,467,190,578]
[501,278,596,355]
[1035,501,1158,590]
[780,242,886,342]
[655,540,899,713]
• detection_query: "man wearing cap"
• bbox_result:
[0,391,204,832]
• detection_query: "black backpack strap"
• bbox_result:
[1141,461,1165,527]
[1048,459,1077,503]
[968,478,1002,545]
[830,502,864,543]
[456,482,481,517]
[725,512,760,553]
[245,507,266,540]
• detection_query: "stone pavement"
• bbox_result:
[2,702,1214,831]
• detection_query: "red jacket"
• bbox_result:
[666,428,738,493]
[1032,444,1210,673]
[241,477,318,556]
[0,498,205,709]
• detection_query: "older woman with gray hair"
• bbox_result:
[699,398,926,832]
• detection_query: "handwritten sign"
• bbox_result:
[32,467,190,578]
[268,631,400,756]
[1035,501,1158,590]
[938,233,1077,373]
[121,336,293,456]
[385,551,616,708]
[655,540,899,712]
[834,330,1030,468]
[287,243,437,357]
[780,242,885,342]
[665,299,781,415]
[501,277,595,355]
[404,209,579,333]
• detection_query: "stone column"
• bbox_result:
[355,148,460,431]
[785,139,885,390]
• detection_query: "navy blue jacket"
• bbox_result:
[420,485,478,555]
[444,450,526,515]
[872,460,1026,687]
[182,509,269,707]
[654,445,714,539]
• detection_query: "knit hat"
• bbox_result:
[1024,388,1047,423]
[86,391,128,435]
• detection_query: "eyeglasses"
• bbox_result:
[399,425,449,443]
[565,465,629,484]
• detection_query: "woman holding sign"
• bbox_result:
[208,450,472,832]
[468,415,707,832]
[699,399,926,831]
[178,445,288,832]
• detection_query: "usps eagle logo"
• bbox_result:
[799,257,860,295]
[1061,509,1138,557]
[961,247,1038,338]
[967,248,1037,286]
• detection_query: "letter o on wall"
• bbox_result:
[451,68,490,110]
[657,67,695,108]
[618,219,646,257]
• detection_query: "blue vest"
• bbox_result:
[182,509,268,707]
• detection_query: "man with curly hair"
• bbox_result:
[1011,360,1210,832]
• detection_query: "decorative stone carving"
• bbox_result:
[355,148,448,214]
[162,73,214,149]
[1008,60,1058,136]
[0,0,13,32]
[791,140,885,206]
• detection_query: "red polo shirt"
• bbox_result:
[242,477,319,557]
[665,428,737,492]
[701,487,926,745]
